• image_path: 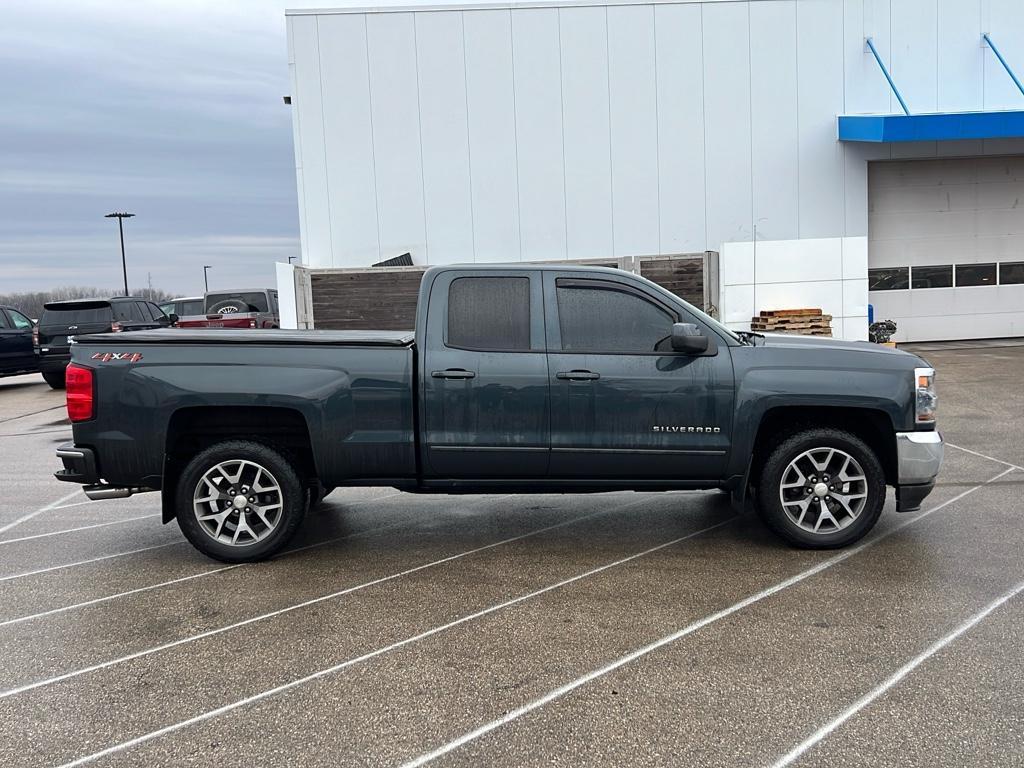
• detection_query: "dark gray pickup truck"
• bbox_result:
[55,264,942,562]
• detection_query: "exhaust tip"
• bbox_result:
[83,485,137,501]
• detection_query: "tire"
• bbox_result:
[42,371,66,389]
[756,427,885,549]
[175,440,306,563]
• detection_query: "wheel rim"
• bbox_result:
[193,459,284,546]
[778,447,868,534]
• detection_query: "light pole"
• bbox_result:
[203,265,212,292]
[104,212,135,295]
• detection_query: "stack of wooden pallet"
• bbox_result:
[750,308,832,337]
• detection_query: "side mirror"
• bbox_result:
[670,322,709,354]
[167,314,179,326]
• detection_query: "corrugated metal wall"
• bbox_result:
[287,0,1024,269]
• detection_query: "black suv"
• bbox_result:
[0,305,38,379]
[37,297,174,388]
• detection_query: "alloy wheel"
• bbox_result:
[778,447,868,534]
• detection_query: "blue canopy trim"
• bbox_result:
[838,110,1024,142]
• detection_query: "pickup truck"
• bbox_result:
[54,264,943,563]
[176,289,280,330]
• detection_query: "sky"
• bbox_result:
[0,0,301,296]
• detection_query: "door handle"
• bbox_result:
[556,370,600,381]
[431,368,477,379]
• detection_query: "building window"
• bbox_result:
[911,265,953,289]
[955,263,997,287]
[447,276,531,351]
[1000,262,1024,285]
[868,267,909,291]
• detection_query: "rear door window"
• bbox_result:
[0,312,10,329]
[447,277,531,351]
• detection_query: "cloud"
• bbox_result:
[0,0,300,293]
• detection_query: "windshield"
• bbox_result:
[205,292,269,314]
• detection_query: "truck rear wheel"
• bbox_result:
[176,440,306,563]
[42,371,66,389]
[756,428,885,549]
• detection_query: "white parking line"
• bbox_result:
[0,516,413,629]
[0,488,82,536]
[0,542,182,584]
[397,467,1016,768]
[54,514,734,768]
[770,578,1024,768]
[0,492,499,628]
[945,442,1024,471]
[0,497,640,701]
[0,515,159,546]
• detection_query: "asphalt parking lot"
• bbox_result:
[1,343,1022,768]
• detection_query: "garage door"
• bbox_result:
[867,156,1024,342]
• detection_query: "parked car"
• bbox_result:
[175,289,280,329]
[37,297,174,389]
[159,297,205,327]
[54,264,942,562]
[0,305,38,378]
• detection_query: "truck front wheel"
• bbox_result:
[757,428,885,549]
[176,440,306,563]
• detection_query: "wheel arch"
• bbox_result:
[161,405,317,523]
[744,405,897,497]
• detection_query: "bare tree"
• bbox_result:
[0,286,176,319]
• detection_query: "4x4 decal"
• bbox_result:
[91,352,143,363]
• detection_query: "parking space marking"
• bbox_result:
[0,514,160,546]
[0,542,181,584]
[0,564,241,629]
[770,579,1024,768]
[0,515,418,629]
[0,488,83,536]
[945,442,1024,471]
[397,467,1016,768]
[53,516,735,768]
[0,404,63,425]
[0,498,638,700]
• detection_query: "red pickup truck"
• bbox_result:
[176,289,281,330]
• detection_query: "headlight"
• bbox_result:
[915,367,937,424]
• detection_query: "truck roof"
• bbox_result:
[72,328,415,347]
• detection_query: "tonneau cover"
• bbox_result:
[73,328,415,347]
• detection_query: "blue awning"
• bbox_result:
[839,110,1024,143]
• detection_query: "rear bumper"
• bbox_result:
[895,430,943,512]
[39,353,70,373]
[55,443,99,485]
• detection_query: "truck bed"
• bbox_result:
[75,328,416,347]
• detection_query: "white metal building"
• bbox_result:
[283,0,1024,341]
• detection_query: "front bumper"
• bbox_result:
[895,430,943,512]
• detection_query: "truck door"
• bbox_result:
[543,272,734,481]
[422,270,549,478]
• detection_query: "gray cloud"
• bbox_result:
[0,0,299,296]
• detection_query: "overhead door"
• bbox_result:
[868,156,1024,342]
